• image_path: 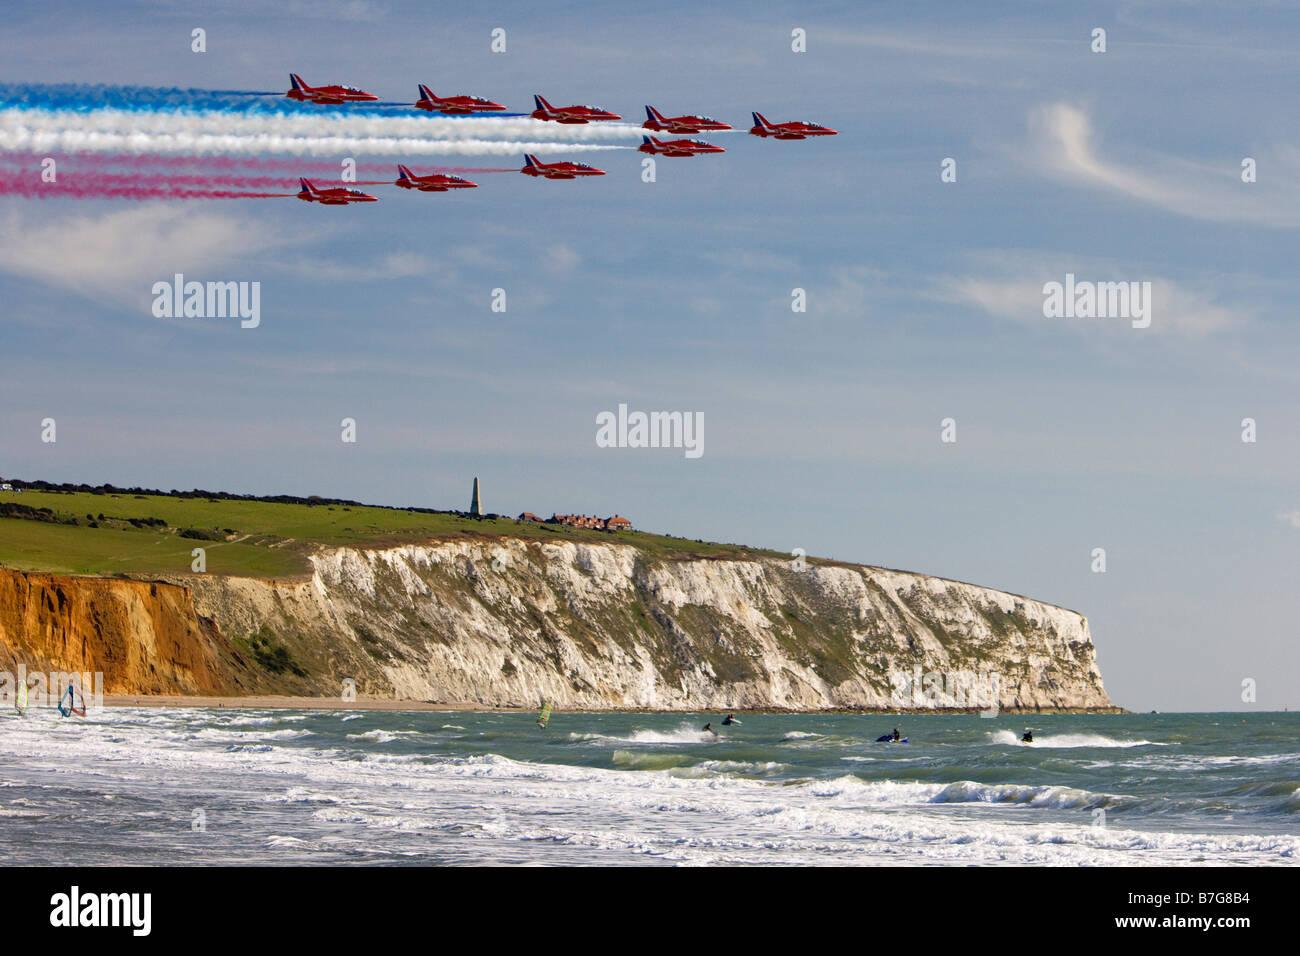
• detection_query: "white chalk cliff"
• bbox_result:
[173,538,1113,710]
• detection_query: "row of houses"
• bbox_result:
[518,512,632,531]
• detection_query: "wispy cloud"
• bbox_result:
[543,243,581,274]
[0,204,295,309]
[1027,102,1300,227]
[280,249,448,282]
[1277,509,1300,529]
[936,249,1248,338]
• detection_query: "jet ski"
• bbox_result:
[875,734,908,743]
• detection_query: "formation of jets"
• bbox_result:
[281,74,836,204]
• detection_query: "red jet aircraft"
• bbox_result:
[296,179,378,205]
[520,154,606,179]
[395,165,478,192]
[414,84,506,114]
[530,95,621,124]
[642,105,731,134]
[286,74,379,105]
[638,135,725,157]
[747,111,837,139]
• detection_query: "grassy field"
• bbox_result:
[0,490,794,577]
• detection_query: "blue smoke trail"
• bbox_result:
[0,84,526,118]
[0,84,289,113]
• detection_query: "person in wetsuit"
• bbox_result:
[703,723,717,736]
[892,726,901,742]
[1021,729,1033,742]
[721,714,737,726]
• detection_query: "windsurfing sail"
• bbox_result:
[15,680,27,716]
[57,683,86,717]
[537,698,552,729]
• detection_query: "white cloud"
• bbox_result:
[0,204,294,310]
[376,251,434,278]
[936,250,1247,338]
[703,249,801,273]
[277,249,450,283]
[1027,102,1300,227]
[543,243,581,274]
[283,0,391,22]
[1277,509,1300,529]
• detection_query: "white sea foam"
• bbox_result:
[346,729,419,743]
[0,707,1294,866]
[989,729,1157,749]
[608,723,727,745]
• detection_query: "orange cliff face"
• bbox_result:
[0,568,242,695]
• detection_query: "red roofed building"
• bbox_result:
[543,513,631,531]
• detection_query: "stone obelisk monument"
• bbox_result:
[470,476,482,517]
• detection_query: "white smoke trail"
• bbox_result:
[0,106,650,145]
[0,127,628,157]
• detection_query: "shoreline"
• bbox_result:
[104,694,1129,715]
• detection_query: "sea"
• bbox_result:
[0,708,1296,866]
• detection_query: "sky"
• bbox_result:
[2,0,1299,711]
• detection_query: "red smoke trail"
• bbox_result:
[0,173,290,200]
[0,153,518,175]
[9,170,389,189]
[0,153,367,176]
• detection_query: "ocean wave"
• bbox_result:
[613,750,690,771]
[265,787,344,805]
[989,729,1157,749]
[930,779,1122,810]
[170,727,313,743]
[0,806,45,818]
[671,760,787,779]
[1285,789,1300,814]
[346,729,420,743]
[583,723,727,745]
[3,707,1297,867]
[626,724,727,744]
